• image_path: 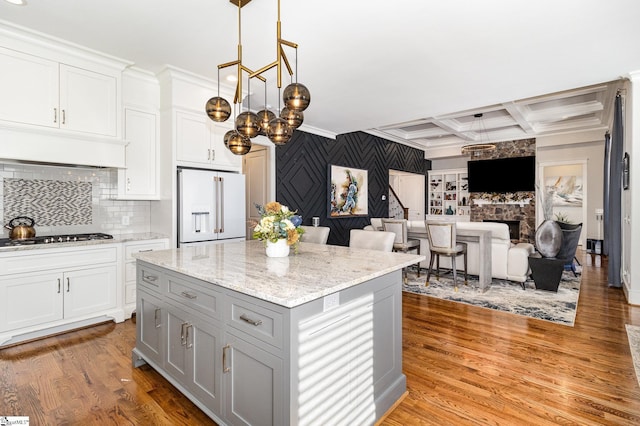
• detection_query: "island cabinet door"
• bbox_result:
[165,305,222,413]
[223,331,284,426]
[136,288,164,366]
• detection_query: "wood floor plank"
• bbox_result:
[0,250,639,425]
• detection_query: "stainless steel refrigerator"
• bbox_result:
[178,168,246,247]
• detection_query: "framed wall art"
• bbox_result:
[545,175,583,207]
[328,165,368,218]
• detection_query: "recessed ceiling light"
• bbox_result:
[4,0,27,5]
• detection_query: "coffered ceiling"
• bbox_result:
[368,81,621,156]
[1,0,638,158]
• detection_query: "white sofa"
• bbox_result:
[370,218,534,283]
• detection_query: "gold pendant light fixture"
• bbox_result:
[205,0,311,154]
[461,113,497,157]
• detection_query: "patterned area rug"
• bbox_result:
[403,269,581,326]
[626,325,640,388]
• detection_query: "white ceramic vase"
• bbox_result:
[265,238,290,257]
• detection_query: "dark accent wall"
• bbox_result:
[276,130,429,246]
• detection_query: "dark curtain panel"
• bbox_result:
[606,94,623,287]
[603,131,611,255]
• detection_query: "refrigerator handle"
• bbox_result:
[219,176,224,233]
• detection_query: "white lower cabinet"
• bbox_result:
[0,245,122,346]
[63,266,117,318]
[0,271,64,331]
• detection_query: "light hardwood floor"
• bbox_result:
[1,251,639,425]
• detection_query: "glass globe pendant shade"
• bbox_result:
[256,109,276,136]
[280,107,304,129]
[225,130,252,155]
[205,97,231,122]
[267,117,293,145]
[235,111,261,138]
[283,83,310,112]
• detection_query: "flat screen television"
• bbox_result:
[467,156,535,193]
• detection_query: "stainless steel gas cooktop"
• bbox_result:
[0,233,114,247]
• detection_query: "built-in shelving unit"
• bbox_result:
[428,168,469,218]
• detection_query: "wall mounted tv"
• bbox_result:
[467,156,535,193]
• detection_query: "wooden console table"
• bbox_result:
[408,228,492,292]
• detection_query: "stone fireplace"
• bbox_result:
[468,138,537,244]
[484,219,521,241]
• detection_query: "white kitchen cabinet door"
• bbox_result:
[59,64,117,136]
[176,110,212,166]
[63,265,117,319]
[0,47,59,129]
[118,108,158,199]
[176,110,242,170]
[210,121,242,169]
[0,272,63,332]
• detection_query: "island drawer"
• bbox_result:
[165,273,221,320]
[138,263,164,293]
[227,295,284,349]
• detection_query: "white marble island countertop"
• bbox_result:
[134,240,425,308]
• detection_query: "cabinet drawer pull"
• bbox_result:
[143,274,158,282]
[57,278,61,294]
[62,109,66,125]
[223,344,231,373]
[181,291,197,299]
[139,249,153,253]
[66,277,70,292]
[53,108,57,123]
[186,324,193,349]
[154,308,161,328]
[240,314,262,326]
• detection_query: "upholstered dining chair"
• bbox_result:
[425,221,468,291]
[382,218,421,282]
[349,229,395,252]
[299,225,330,244]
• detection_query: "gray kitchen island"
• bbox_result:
[132,239,424,426]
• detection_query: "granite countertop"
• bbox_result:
[134,239,425,308]
[0,232,168,253]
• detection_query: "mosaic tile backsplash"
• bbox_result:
[1,163,151,237]
[4,178,92,226]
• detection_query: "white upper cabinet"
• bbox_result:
[116,68,161,200]
[0,47,117,137]
[59,64,117,136]
[175,109,241,171]
[0,47,59,128]
[118,108,158,199]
